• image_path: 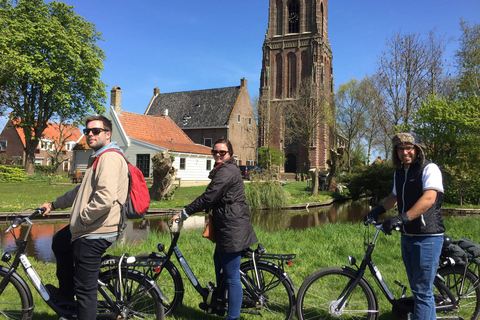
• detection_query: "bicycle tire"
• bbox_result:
[98,268,165,320]
[296,266,379,320]
[0,266,34,320]
[220,260,295,320]
[435,266,480,320]
[135,253,184,317]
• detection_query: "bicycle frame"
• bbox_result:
[0,210,132,319]
[157,219,296,313]
[333,221,457,315]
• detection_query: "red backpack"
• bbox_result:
[93,149,150,220]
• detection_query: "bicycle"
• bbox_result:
[296,217,480,320]
[102,217,297,319]
[0,208,165,320]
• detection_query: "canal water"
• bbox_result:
[0,199,390,263]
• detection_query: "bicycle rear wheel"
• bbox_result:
[435,266,480,320]
[227,260,295,320]
[296,266,378,320]
[0,267,33,320]
[98,268,164,319]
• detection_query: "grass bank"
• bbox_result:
[0,180,336,212]
[21,216,480,319]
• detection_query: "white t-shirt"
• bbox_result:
[392,163,444,196]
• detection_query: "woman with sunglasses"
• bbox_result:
[171,139,258,320]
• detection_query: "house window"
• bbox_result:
[248,117,252,126]
[35,158,43,165]
[237,114,241,123]
[0,141,6,151]
[204,138,212,147]
[206,159,212,171]
[247,160,255,165]
[180,158,186,170]
[136,154,150,177]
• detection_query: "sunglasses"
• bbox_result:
[211,150,228,156]
[397,145,415,152]
[83,128,109,135]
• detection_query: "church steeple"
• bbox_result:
[259,0,334,173]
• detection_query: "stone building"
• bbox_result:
[259,0,334,175]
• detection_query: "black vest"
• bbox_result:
[395,161,445,235]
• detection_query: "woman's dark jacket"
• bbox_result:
[184,158,258,253]
[395,161,445,235]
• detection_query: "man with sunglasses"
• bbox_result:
[364,131,444,320]
[41,115,129,320]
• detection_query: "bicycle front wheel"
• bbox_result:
[435,266,480,320]
[135,253,184,317]
[297,266,378,320]
[98,268,165,320]
[0,267,33,320]
[232,260,295,320]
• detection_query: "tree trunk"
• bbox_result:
[24,141,37,175]
[149,151,178,201]
[311,168,319,197]
[327,147,345,192]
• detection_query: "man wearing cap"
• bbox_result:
[364,131,444,320]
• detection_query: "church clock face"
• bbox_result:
[289,12,299,23]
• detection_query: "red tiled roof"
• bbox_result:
[12,119,82,151]
[117,111,211,155]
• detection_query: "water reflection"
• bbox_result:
[0,200,379,263]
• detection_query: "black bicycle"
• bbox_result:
[296,218,480,320]
[103,217,297,319]
[0,208,165,320]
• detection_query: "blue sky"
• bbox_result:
[1,0,479,131]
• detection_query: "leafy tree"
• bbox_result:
[413,95,480,167]
[0,0,107,174]
[257,146,285,172]
[455,19,480,98]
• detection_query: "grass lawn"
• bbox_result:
[0,179,337,212]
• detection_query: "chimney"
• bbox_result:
[162,109,168,116]
[154,87,160,95]
[111,86,122,113]
[241,78,247,88]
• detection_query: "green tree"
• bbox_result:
[455,19,480,98]
[413,95,480,205]
[413,95,480,167]
[0,0,107,174]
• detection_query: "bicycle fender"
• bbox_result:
[0,265,34,306]
[240,260,296,290]
[340,265,376,296]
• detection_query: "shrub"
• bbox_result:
[0,165,27,181]
[246,177,290,210]
[340,161,394,202]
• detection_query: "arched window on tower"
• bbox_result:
[288,0,300,34]
[287,52,297,97]
[275,53,283,99]
[276,0,283,35]
[301,51,311,82]
[321,2,324,36]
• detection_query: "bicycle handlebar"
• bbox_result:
[4,207,46,233]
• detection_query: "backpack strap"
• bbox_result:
[93,149,128,171]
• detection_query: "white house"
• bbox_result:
[73,95,214,181]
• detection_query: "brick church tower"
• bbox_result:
[259,0,334,175]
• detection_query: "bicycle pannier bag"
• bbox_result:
[93,149,150,220]
[202,215,216,243]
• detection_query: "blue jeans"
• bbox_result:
[401,234,443,320]
[214,251,242,320]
